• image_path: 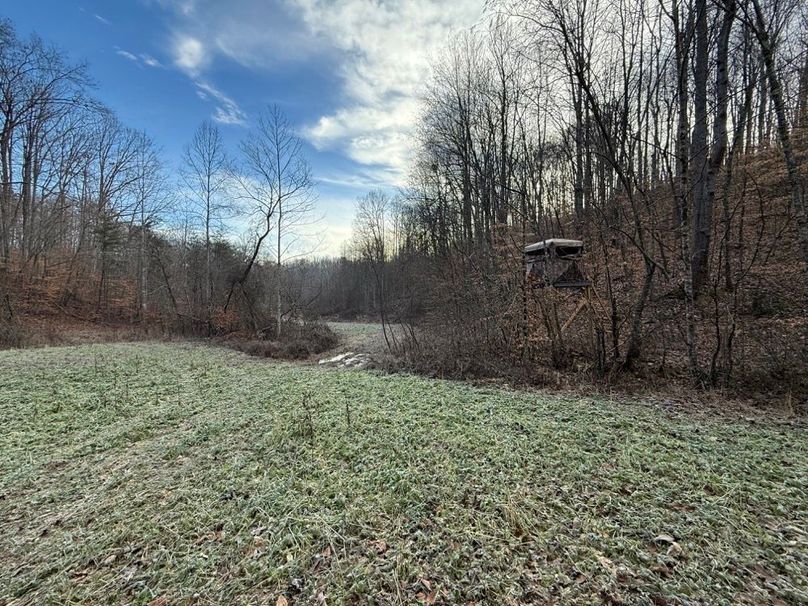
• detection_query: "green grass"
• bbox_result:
[0,343,805,605]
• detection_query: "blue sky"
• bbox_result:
[3,0,484,255]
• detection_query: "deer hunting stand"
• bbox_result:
[524,238,590,288]
[523,238,606,370]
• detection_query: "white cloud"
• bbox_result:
[150,0,198,17]
[94,14,111,25]
[294,0,485,183]
[117,31,241,126]
[158,0,324,69]
[172,34,207,74]
[306,97,421,184]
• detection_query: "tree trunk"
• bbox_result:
[276,201,282,338]
[690,0,710,294]
[693,0,735,293]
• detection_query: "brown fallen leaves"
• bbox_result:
[414,578,437,605]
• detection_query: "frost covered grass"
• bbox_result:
[0,343,805,605]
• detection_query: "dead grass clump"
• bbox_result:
[225,321,339,361]
[231,339,280,358]
[280,320,339,354]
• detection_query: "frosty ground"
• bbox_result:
[0,342,805,605]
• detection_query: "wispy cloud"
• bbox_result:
[94,13,111,26]
[141,54,163,68]
[116,49,165,70]
[305,98,421,186]
[194,81,246,125]
[149,0,484,183]
[316,166,410,191]
[155,0,324,68]
[165,33,246,125]
[117,38,242,128]
[116,49,139,62]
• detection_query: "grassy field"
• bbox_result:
[0,343,805,605]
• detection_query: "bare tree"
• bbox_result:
[229,105,314,335]
[130,131,168,322]
[353,190,394,349]
[181,121,232,333]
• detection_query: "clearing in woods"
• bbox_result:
[0,342,805,605]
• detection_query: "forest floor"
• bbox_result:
[0,342,805,605]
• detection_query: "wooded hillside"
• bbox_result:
[329,0,808,396]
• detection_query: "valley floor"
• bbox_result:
[0,343,805,605]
